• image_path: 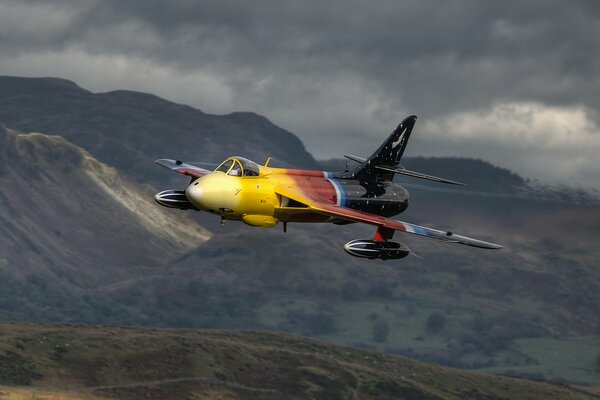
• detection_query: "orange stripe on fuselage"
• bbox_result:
[259,166,338,223]
[264,167,338,205]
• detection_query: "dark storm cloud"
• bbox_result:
[74,0,600,111]
[1,0,599,185]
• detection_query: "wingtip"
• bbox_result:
[446,179,467,186]
[479,242,503,250]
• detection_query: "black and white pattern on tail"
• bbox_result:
[348,115,417,182]
[375,115,416,166]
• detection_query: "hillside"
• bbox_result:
[0,323,599,400]
[93,161,600,385]
[123,158,600,385]
[0,76,599,387]
[1,128,599,386]
[0,76,319,189]
[0,125,209,321]
[109,203,600,385]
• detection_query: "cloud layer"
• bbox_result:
[1,0,599,186]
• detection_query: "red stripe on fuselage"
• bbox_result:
[279,169,326,177]
[283,170,338,205]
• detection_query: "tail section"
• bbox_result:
[350,115,417,182]
[343,115,464,185]
[369,115,416,167]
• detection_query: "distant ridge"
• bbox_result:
[0,75,89,96]
[320,156,600,205]
[0,75,320,189]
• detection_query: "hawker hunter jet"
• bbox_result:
[155,116,502,259]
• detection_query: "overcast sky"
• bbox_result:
[1,0,599,186]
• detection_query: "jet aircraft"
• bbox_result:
[155,116,502,259]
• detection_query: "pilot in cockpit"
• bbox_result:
[229,166,241,176]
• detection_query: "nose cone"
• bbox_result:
[184,173,242,213]
[185,181,203,209]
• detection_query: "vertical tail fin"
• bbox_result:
[350,115,417,182]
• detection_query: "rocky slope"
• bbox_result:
[0,125,209,320]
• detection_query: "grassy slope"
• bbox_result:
[0,323,599,400]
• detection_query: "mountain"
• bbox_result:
[0,323,598,400]
[322,156,600,206]
[0,76,320,189]
[1,76,599,387]
[0,125,209,321]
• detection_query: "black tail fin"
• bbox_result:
[350,115,417,182]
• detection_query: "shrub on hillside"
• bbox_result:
[367,280,393,299]
[285,310,337,336]
[372,320,390,343]
[471,314,493,334]
[341,281,363,301]
[305,313,337,335]
[425,311,446,333]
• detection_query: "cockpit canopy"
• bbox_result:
[214,157,260,177]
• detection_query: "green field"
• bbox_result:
[257,295,600,387]
[481,337,600,386]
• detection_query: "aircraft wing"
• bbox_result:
[154,159,211,178]
[274,185,501,249]
[313,203,502,249]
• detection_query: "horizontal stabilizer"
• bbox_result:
[375,165,465,186]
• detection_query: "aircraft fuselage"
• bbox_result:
[183,165,409,227]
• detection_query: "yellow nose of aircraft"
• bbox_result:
[185,172,242,214]
[185,180,204,207]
